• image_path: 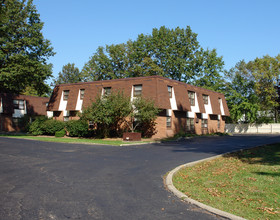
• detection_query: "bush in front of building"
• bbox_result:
[41,119,65,136]
[81,92,159,138]
[55,129,66,137]
[28,116,48,135]
[28,117,65,136]
[65,120,89,137]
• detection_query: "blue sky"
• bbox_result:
[33,0,280,83]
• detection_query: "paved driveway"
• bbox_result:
[1,135,280,220]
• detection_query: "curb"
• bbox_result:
[165,154,247,220]
[120,141,160,146]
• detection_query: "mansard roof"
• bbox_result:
[0,93,49,116]
[47,75,230,116]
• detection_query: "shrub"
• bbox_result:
[41,119,65,135]
[55,129,66,137]
[66,120,89,137]
[28,116,48,135]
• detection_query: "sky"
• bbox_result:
[33,0,280,84]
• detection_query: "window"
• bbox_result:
[80,89,85,100]
[103,87,111,96]
[186,118,195,132]
[13,100,24,110]
[89,121,94,129]
[12,118,19,125]
[63,90,69,101]
[69,111,77,117]
[168,86,172,98]
[201,119,208,128]
[53,111,61,117]
[133,85,142,97]
[203,95,208,105]
[188,91,195,106]
[166,116,171,128]
[218,117,220,129]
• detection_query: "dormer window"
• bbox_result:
[13,100,24,110]
[168,86,172,98]
[188,91,195,106]
[133,85,142,97]
[203,95,208,105]
[103,87,111,96]
[80,89,85,100]
[63,90,69,101]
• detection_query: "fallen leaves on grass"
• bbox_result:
[205,188,221,197]
[256,207,280,214]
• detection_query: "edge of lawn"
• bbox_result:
[165,151,247,220]
[0,135,158,146]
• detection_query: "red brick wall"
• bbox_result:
[47,76,230,139]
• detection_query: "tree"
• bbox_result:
[0,0,55,96]
[225,61,260,123]
[248,55,280,116]
[225,55,280,123]
[81,92,131,137]
[194,49,225,92]
[53,63,83,85]
[81,92,159,137]
[82,26,224,90]
[124,97,160,133]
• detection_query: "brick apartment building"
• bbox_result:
[47,76,230,139]
[0,93,49,132]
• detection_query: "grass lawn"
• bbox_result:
[173,143,280,220]
[0,134,153,146]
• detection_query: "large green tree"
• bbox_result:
[225,60,260,123]
[82,26,224,90]
[53,63,83,85]
[226,55,280,123]
[81,92,132,137]
[81,92,159,137]
[248,55,280,113]
[0,0,55,96]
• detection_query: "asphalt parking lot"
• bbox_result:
[1,134,280,220]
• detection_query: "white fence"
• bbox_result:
[225,123,280,134]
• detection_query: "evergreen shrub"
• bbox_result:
[66,120,89,137]
[41,119,65,135]
[28,116,48,135]
[55,129,66,137]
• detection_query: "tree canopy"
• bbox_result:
[82,26,224,91]
[225,55,280,123]
[52,63,83,85]
[81,92,159,138]
[0,0,55,96]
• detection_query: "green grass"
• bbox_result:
[0,134,152,146]
[173,144,280,220]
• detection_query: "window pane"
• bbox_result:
[103,87,111,96]
[188,91,195,106]
[80,89,85,100]
[166,116,171,127]
[13,99,24,109]
[168,86,172,98]
[63,90,69,100]
[134,85,142,97]
[186,118,194,131]
[202,119,208,128]
[203,95,208,104]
